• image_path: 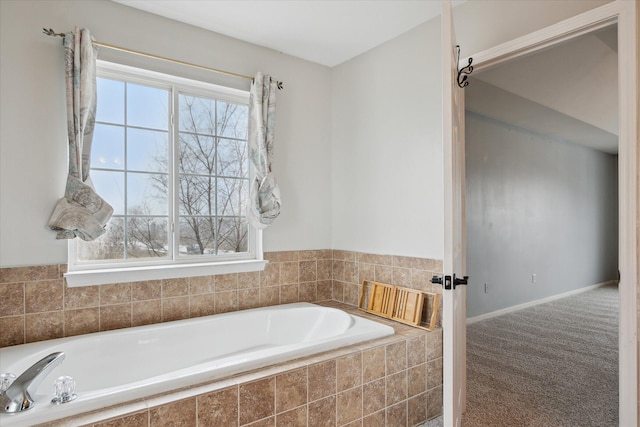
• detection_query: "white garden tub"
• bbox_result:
[0,302,393,426]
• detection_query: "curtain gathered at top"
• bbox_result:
[247,72,281,229]
[48,27,113,241]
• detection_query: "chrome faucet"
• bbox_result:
[1,352,65,413]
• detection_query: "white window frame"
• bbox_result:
[65,61,265,287]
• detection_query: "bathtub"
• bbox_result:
[0,302,394,426]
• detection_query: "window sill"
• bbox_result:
[65,259,268,287]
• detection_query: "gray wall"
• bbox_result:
[465,113,618,318]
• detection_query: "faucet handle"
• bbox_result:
[0,373,16,394]
[52,375,77,404]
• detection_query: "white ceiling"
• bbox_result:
[468,26,618,154]
[112,1,618,154]
[113,0,453,67]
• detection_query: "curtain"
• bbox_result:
[48,28,113,241]
[247,72,281,229]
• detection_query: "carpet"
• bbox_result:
[462,285,619,427]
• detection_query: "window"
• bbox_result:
[66,62,265,286]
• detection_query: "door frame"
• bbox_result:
[455,1,638,424]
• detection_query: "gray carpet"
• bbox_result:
[462,285,619,427]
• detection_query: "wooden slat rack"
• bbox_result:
[358,281,440,331]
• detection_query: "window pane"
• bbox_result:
[126,217,169,259]
[179,94,215,134]
[96,78,124,124]
[127,172,168,215]
[216,177,246,216]
[178,175,215,216]
[217,101,248,139]
[178,133,215,176]
[217,217,248,253]
[178,217,216,255]
[127,83,169,130]
[91,170,124,215]
[127,128,168,172]
[92,124,124,170]
[217,138,248,177]
[77,217,125,260]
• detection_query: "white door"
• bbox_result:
[441,1,467,426]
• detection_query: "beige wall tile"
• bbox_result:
[216,273,239,291]
[93,411,148,427]
[245,416,275,426]
[332,260,344,282]
[189,276,214,295]
[0,265,59,283]
[298,260,317,282]
[100,303,132,331]
[0,316,24,346]
[308,360,336,401]
[407,364,427,397]
[149,398,196,426]
[427,358,443,391]
[407,335,426,367]
[189,293,215,317]
[316,280,333,301]
[65,284,99,309]
[100,283,131,305]
[386,341,407,375]
[357,263,375,285]
[336,386,362,426]
[426,329,443,361]
[265,251,298,263]
[198,387,238,427]
[337,353,362,392]
[427,385,443,419]
[161,296,190,322]
[363,378,386,416]
[279,284,298,304]
[362,410,385,427]
[308,395,336,427]
[276,405,307,426]
[238,271,260,289]
[261,263,280,287]
[25,311,63,342]
[298,282,317,303]
[0,282,24,316]
[239,288,261,310]
[275,367,307,413]
[344,262,358,284]
[132,299,162,327]
[317,259,332,281]
[25,280,63,313]
[408,392,427,426]
[131,280,162,301]
[386,401,407,427]
[392,267,412,288]
[239,377,275,425]
[374,265,392,284]
[386,371,408,406]
[362,346,386,382]
[162,278,189,297]
[260,287,280,306]
[280,262,299,285]
[65,307,99,337]
[215,290,238,314]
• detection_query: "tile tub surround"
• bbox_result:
[35,303,444,427]
[0,250,443,347]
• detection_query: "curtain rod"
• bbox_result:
[43,28,283,89]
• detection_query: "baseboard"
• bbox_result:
[466,280,618,324]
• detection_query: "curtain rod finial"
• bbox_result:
[43,28,65,38]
